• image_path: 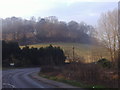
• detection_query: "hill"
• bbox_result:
[20,43,110,63]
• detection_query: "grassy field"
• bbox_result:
[20,43,110,63]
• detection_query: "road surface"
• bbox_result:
[2,68,56,88]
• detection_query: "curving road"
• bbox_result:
[2,68,56,88]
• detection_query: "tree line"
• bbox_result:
[2,16,97,45]
[2,40,66,67]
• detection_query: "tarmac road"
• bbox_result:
[2,68,56,88]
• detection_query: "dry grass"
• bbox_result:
[61,63,119,88]
[41,63,119,88]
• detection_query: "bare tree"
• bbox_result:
[118,3,120,88]
[97,9,118,64]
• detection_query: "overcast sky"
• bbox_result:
[0,0,118,26]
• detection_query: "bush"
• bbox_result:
[40,66,62,73]
[40,66,55,73]
[62,63,102,84]
[2,41,66,67]
[62,62,118,88]
[97,58,112,68]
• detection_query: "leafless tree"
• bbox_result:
[97,9,118,64]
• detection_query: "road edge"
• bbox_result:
[29,72,79,88]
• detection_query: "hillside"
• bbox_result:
[2,16,97,45]
[20,43,110,63]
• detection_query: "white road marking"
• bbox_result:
[3,83,16,88]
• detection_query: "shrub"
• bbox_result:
[40,66,55,73]
[62,63,102,84]
[40,66,62,73]
[97,58,112,68]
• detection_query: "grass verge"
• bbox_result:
[39,73,105,88]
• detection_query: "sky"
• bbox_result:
[0,0,118,26]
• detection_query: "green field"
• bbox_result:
[20,43,110,63]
